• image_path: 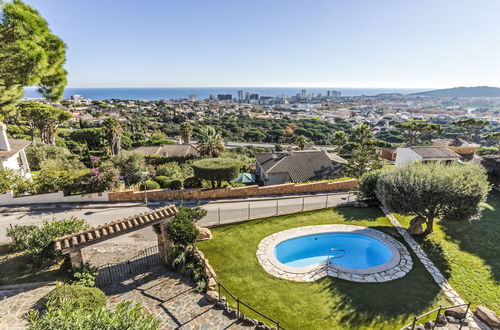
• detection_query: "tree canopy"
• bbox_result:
[0,0,67,117]
[395,120,443,145]
[193,157,241,188]
[376,162,491,234]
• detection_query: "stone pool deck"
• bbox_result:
[256,224,413,283]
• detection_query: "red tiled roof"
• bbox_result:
[54,205,177,253]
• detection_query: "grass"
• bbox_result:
[197,206,449,329]
[0,244,70,285]
[395,190,500,314]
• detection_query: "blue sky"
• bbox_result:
[23,0,500,88]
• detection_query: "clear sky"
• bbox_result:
[22,0,500,88]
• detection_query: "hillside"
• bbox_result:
[409,86,500,98]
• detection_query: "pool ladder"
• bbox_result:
[326,248,345,266]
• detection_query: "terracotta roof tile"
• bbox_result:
[54,205,177,252]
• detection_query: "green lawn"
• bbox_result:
[0,244,69,285]
[197,207,449,329]
[396,191,500,314]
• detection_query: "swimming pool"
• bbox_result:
[257,225,413,282]
[274,232,393,269]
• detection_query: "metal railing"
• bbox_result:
[205,190,359,227]
[96,244,162,287]
[400,302,471,330]
[193,247,286,329]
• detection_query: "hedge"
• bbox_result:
[44,285,106,312]
[192,158,241,188]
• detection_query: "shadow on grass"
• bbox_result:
[411,234,452,279]
[334,206,384,222]
[437,191,500,281]
[0,244,69,285]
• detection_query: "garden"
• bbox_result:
[196,206,450,329]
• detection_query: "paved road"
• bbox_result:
[0,192,350,243]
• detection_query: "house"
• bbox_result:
[432,138,479,160]
[380,147,398,162]
[0,123,32,178]
[131,144,199,158]
[255,150,347,186]
[395,146,460,167]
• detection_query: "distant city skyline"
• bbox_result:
[23,0,500,89]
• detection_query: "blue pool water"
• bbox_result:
[274,233,392,269]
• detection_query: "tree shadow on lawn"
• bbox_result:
[316,251,445,328]
[437,192,500,281]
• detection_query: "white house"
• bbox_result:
[0,123,32,178]
[395,146,460,168]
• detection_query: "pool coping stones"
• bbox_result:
[256,224,413,283]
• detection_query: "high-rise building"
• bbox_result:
[217,94,232,101]
[188,94,197,101]
[301,89,307,98]
[245,92,250,103]
[237,90,244,102]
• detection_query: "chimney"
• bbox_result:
[0,123,10,151]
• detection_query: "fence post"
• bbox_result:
[433,306,442,329]
[460,303,470,330]
[248,203,251,219]
[236,298,240,319]
[411,315,417,329]
[277,321,280,330]
[325,193,329,208]
[302,197,305,211]
[218,282,221,300]
[276,199,279,215]
[218,207,221,224]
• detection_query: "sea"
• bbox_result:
[23,87,426,101]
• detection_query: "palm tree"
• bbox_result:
[103,117,122,155]
[197,126,225,157]
[295,135,311,150]
[331,130,348,153]
[180,122,192,145]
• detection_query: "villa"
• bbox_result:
[0,123,31,178]
[395,146,460,167]
[255,150,347,185]
[131,144,199,158]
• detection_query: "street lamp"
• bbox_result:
[140,171,150,205]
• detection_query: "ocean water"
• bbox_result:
[23,87,425,101]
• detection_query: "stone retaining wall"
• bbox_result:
[108,179,358,202]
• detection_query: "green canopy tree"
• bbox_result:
[0,0,67,117]
[376,162,490,234]
[330,130,348,153]
[179,122,192,145]
[395,120,443,145]
[102,117,122,155]
[344,124,382,178]
[484,132,500,154]
[197,126,225,157]
[16,101,70,144]
[452,118,489,142]
[295,135,311,150]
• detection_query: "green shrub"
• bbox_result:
[71,262,98,287]
[6,218,89,262]
[183,176,202,188]
[6,224,37,251]
[165,215,199,247]
[193,158,241,188]
[153,175,170,188]
[155,162,193,180]
[26,142,81,171]
[34,168,89,195]
[167,179,182,190]
[44,285,106,312]
[0,169,33,195]
[110,151,147,186]
[477,146,499,156]
[27,299,160,330]
[140,180,160,191]
[359,170,381,201]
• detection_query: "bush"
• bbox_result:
[183,176,202,188]
[478,146,499,156]
[164,208,202,247]
[153,175,170,188]
[6,224,37,251]
[71,262,98,287]
[0,169,32,195]
[155,162,193,180]
[359,170,381,201]
[26,142,81,171]
[140,180,160,191]
[34,168,89,195]
[110,151,147,186]
[6,218,89,262]
[193,158,241,188]
[167,179,182,190]
[44,285,106,312]
[82,162,120,193]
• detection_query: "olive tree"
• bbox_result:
[376,162,491,234]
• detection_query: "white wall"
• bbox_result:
[0,190,110,206]
[395,148,422,167]
[0,153,21,172]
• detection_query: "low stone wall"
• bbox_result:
[108,179,358,202]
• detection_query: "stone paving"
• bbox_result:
[380,206,485,330]
[0,283,55,329]
[103,264,250,330]
[257,224,413,283]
